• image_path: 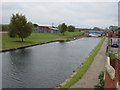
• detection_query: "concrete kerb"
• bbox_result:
[0,40,57,53]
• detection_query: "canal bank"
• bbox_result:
[58,37,106,88]
[1,35,85,52]
[1,40,57,52]
[1,32,84,51]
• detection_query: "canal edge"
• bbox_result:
[56,37,106,88]
[0,37,84,53]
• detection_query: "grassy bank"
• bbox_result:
[59,37,105,89]
[1,32,83,50]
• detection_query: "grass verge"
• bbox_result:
[59,37,105,89]
[1,32,83,50]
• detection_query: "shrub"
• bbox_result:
[109,54,116,60]
[94,71,104,89]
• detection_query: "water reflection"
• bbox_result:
[2,49,33,88]
[9,49,32,70]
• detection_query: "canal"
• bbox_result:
[2,37,102,88]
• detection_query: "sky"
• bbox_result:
[1,0,119,29]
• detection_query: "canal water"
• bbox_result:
[2,37,102,88]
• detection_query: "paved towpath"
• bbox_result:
[70,38,107,88]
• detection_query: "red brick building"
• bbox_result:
[34,26,60,33]
[108,28,120,38]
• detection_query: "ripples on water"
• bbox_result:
[2,37,102,88]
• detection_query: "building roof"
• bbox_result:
[37,26,59,31]
[37,24,52,27]
[51,28,59,31]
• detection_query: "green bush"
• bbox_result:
[99,72,104,79]
[94,71,104,89]
[109,54,116,60]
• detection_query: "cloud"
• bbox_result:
[2,2,118,28]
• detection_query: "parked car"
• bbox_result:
[111,42,119,47]
[111,38,119,47]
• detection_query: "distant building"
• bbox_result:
[92,27,103,31]
[108,28,120,38]
[77,27,103,32]
[33,24,60,33]
[76,28,91,32]
[109,26,118,30]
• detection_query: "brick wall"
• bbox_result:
[104,59,120,89]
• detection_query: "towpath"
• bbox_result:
[70,38,107,88]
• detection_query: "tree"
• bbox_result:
[33,24,38,27]
[67,25,75,32]
[58,23,67,35]
[8,13,33,42]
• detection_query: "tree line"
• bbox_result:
[8,13,76,42]
[58,23,75,35]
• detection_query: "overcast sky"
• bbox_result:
[1,1,118,28]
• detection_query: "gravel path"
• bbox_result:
[70,38,107,88]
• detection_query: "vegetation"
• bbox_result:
[58,23,67,35]
[109,54,116,60]
[2,32,83,50]
[94,71,104,89]
[98,72,104,88]
[59,37,105,89]
[8,13,33,42]
[33,24,38,27]
[74,28,80,32]
[2,24,9,31]
[67,25,75,32]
